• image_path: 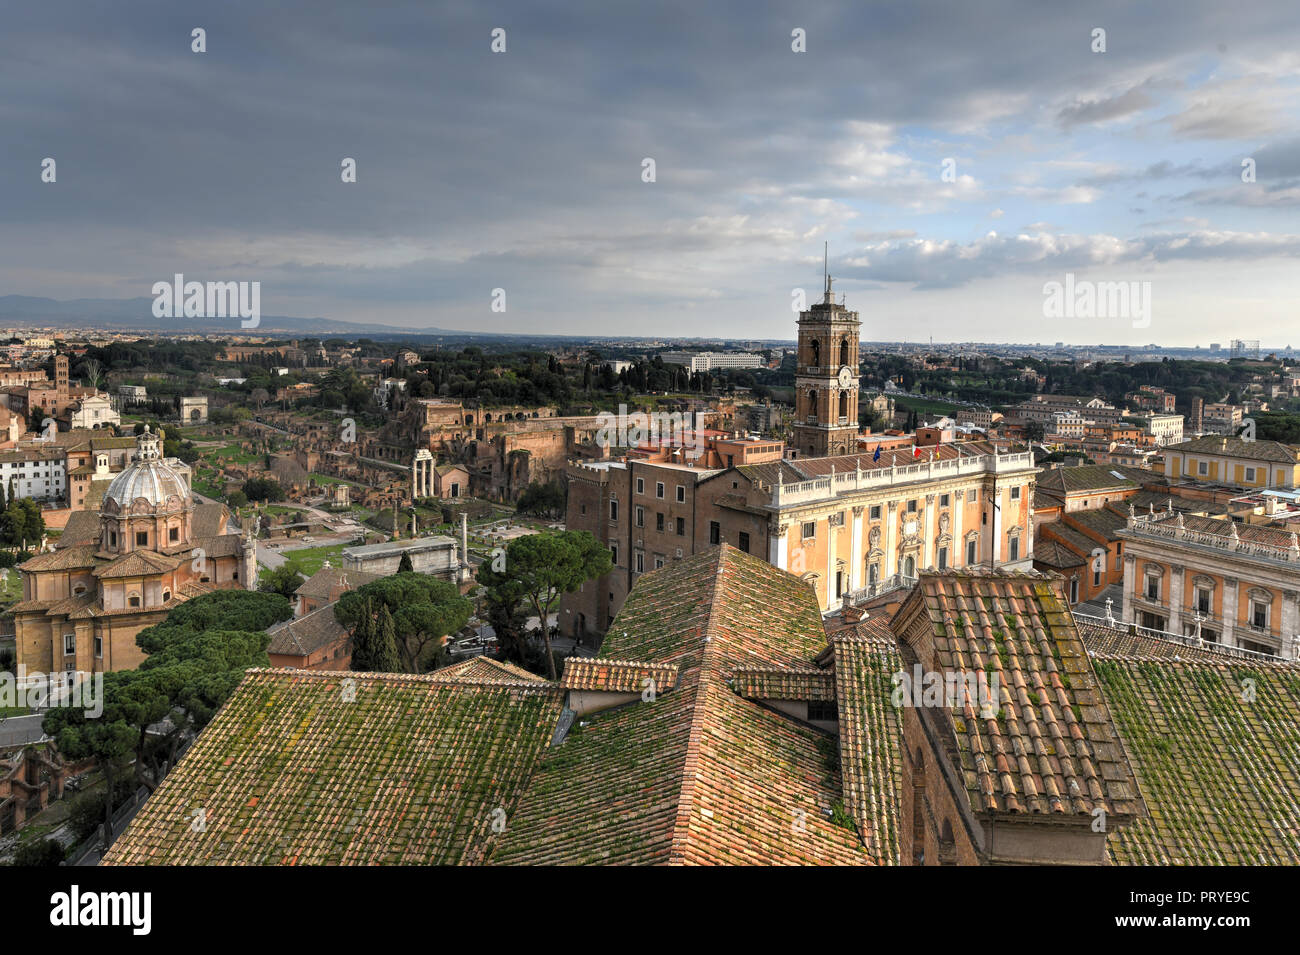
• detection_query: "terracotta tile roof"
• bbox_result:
[731,666,835,701]
[190,533,244,559]
[1031,536,1086,569]
[192,502,230,539]
[103,668,563,865]
[266,606,350,658]
[1094,656,1300,864]
[491,546,871,865]
[1076,620,1300,666]
[1165,434,1299,464]
[19,544,100,572]
[1036,465,1145,495]
[561,657,680,694]
[430,656,548,685]
[93,549,184,579]
[830,627,903,864]
[57,510,102,548]
[294,565,382,600]
[893,570,1144,820]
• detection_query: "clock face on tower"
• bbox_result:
[837,365,854,389]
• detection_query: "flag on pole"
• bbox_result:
[873,444,881,463]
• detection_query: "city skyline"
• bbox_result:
[2,2,1298,343]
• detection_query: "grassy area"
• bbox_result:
[267,542,348,578]
[310,473,367,488]
[893,396,964,418]
[0,706,30,718]
[210,443,259,465]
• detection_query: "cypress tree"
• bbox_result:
[398,551,414,573]
[373,604,404,673]
[350,597,375,670]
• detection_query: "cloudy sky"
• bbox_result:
[1,1,1297,345]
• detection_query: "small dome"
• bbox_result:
[103,426,190,511]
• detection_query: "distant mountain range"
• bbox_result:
[0,295,486,337]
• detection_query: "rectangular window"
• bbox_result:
[636,477,644,494]
[656,482,665,499]
[609,500,618,521]
[1195,588,1211,613]
[635,552,644,573]
[907,500,917,513]
[1252,600,1269,629]
[1198,461,1208,476]
[869,505,881,520]
[676,485,685,503]
[940,493,949,507]
[94,636,103,658]
[966,538,977,565]
[937,546,948,570]
[738,531,750,554]
[1146,576,1160,601]
[807,700,838,722]
[967,489,976,503]
[1245,467,1256,483]
[135,531,148,546]
[169,527,179,542]
[1093,568,1101,587]
[1009,537,1019,561]
[635,506,644,528]
[656,512,664,532]
[802,521,816,539]
[709,521,721,545]
[64,634,75,655]
[610,544,618,565]
[1010,486,1021,500]
[654,555,665,570]
[1070,577,1079,603]
[676,517,685,536]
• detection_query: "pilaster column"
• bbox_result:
[849,506,864,592]
[991,485,1003,567]
[1122,555,1136,624]
[1282,590,1299,660]
[1222,576,1239,648]
[923,494,935,569]
[769,522,789,571]
[885,502,899,577]
[952,491,964,566]
[1168,563,1184,634]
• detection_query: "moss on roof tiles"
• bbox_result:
[104,669,562,866]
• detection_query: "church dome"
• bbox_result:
[103,426,190,511]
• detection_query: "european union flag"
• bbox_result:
[872,444,881,462]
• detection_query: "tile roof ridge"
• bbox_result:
[666,545,731,865]
[245,665,558,688]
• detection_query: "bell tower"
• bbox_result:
[793,246,861,458]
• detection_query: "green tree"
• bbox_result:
[333,573,471,672]
[398,551,414,573]
[13,836,67,866]
[0,498,44,549]
[259,564,305,599]
[476,530,612,679]
[371,604,404,673]
[42,590,291,841]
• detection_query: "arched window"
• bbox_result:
[808,390,818,415]
[809,339,820,368]
[903,555,916,578]
[838,391,848,419]
[128,594,141,608]
[840,337,849,367]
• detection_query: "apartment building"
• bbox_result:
[1202,402,1244,435]
[1156,434,1300,488]
[1117,507,1300,658]
[1011,394,1122,427]
[561,442,1038,637]
[1141,412,1183,447]
[657,351,763,372]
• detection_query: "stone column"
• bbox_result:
[768,522,789,571]
[991,485,1003,566]
[849,506,864,592]
[885,502,898,578]
[1122,555,1136,624]
[1222,576,1239,648]
[1281,590,1299,661]
[1168,563,1184,634]
[923,494,935,569]
[952,492,964,567]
